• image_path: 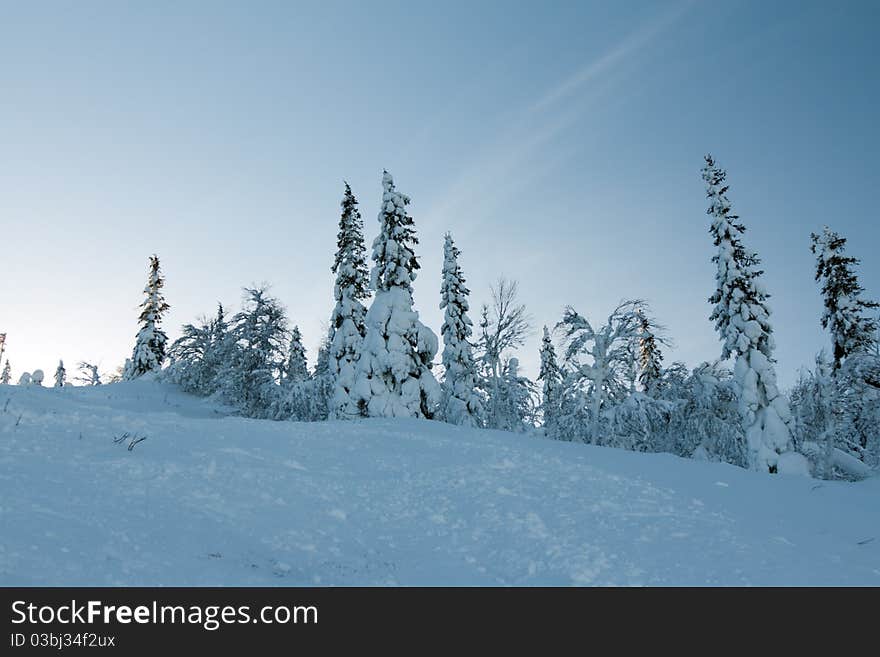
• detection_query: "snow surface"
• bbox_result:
[1,380,878,586]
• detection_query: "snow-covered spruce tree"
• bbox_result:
[351,171,440,418]
[810,226,878,370]
[702,155,802,473]
[284,326,309,384]
[309,329,333,421]
[204,303,232,394]
[328,182,371,419]
[637,309,664,394]
[271,325,319,421]
[269,324,320,422]
[0,360,11,385]
[439,233,484,426]
[123,255,170,380]
[54,360,66,388]
[538,326,563,438]
[314,332,331,378]
[217,287,289,418]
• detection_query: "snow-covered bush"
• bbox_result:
[606,392,673,453]
[216,287,290,419]
[792,352,880,479]
[486,357,537,433]
[657,361,746,466]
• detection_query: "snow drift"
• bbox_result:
[0,380,878,586]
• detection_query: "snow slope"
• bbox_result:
[1,380,878,586]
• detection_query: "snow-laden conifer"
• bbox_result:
[123,255,170,379]
[351,171,440,418]
[284,326,309,384]
[702,155,802,473]
[538,326,563,438]
[328,183,370,419]
[439,233,484,426]
[636,309,664,394]
[810,226,878,370]
[54,360,66,388]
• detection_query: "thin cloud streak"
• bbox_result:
[528,0,696,116]
[422,1,694,237]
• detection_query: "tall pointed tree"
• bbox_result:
[538,326,562,437]
[314,331,331,378]
[352,171,440,418]
[284,325,309,384]
[439,233,484,426]
[203,302,231,393]
[328,182,371,418]
[211,303,228,349]
[636,309,664,393]
[54,360,66,388]
[702,155,801,473]
[123,254,170,379]
[810,226,878,370]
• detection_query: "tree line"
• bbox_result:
[3,159,877,480]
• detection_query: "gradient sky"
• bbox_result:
[1,0,878,387]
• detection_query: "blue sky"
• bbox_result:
[1,0,877,386]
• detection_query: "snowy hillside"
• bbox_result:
[1,380,878,586]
